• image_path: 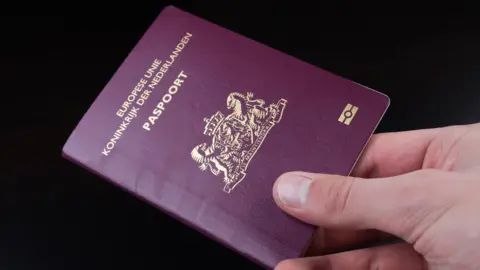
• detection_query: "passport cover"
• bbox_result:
[62,6,390,269]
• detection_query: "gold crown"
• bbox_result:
[203,111,225,136]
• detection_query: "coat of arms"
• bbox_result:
[191,92,287,193]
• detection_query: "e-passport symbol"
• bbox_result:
[338,103,358,125]
[191,92,287,194]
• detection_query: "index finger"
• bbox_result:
[352,128,439,178]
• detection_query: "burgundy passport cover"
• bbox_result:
[62,6,389,269]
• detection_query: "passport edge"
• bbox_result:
[347,88,390,176]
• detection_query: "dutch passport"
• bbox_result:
[62,6,390,269]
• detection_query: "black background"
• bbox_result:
[2,1,479,269]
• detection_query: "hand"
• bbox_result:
[273,123,480,270]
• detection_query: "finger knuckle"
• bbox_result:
[370,260,395,270]
[274,259,299,270]
[368,245,427,270]
[321,176,356,217]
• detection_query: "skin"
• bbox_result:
[272,123,480,270]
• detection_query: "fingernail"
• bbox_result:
[277,173,313,207]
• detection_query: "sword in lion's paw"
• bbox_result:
[272,99,287,123]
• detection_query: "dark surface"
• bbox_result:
[2,1,480,270]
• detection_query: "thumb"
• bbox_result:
[272,169,452,242]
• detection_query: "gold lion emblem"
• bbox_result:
[191,92,287,193]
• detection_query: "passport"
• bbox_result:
[62,6,390,269]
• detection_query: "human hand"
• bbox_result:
[273,123,480,270]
